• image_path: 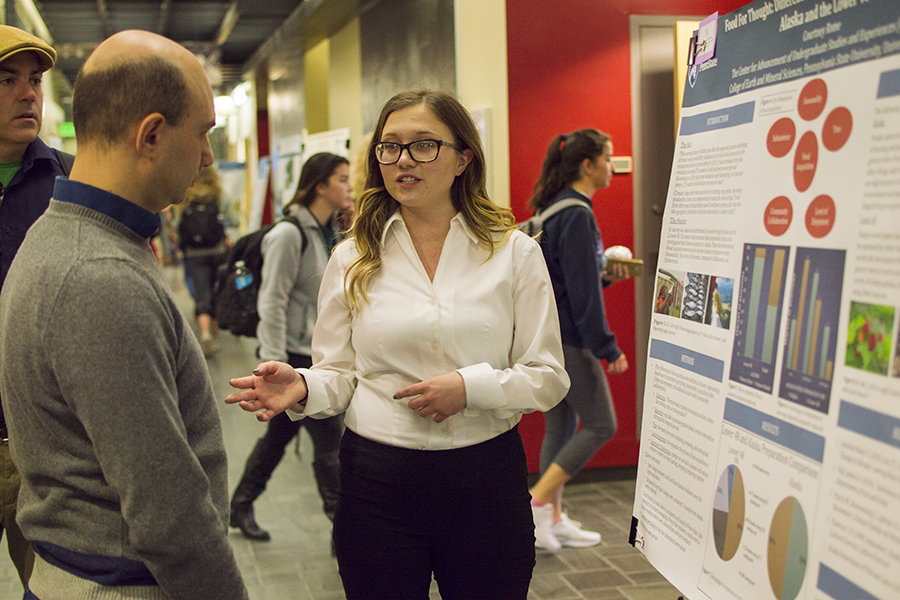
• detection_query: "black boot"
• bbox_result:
[308,417,342,522]
[230,438,284,541]
[230,502,270,541]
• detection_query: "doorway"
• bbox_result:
[629,16,701,433]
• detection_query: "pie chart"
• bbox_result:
[712,464,744,561]
[767,496,808,600]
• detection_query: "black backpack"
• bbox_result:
[179,201,226,249]
[214,216,307,337]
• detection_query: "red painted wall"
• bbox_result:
[506,0,747,472]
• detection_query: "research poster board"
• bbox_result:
[249,157,270,233]
[216,160,245,233]
[301,127,351,163]
[631,2,900,600]
[272,134,304,217]
[271,129,350,219]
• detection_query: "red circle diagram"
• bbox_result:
[765,196,793,236]
[805,194,835,238]
[794,131,818,192]
[767,118,796,157]
[798,79,828,121]
[822,107,852,151]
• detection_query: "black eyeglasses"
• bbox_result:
[373,139,464,165]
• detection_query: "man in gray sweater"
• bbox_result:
[0,30,247,600]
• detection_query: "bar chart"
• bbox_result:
[778,248,846,414]
[730,244,791,393]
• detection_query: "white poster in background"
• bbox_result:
[216,160,245,234]
[301,128,351,163]
[272,134,303,217]
[631,2,900,600]
[249,157,270,233]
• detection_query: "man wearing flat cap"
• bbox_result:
[0,24,68,590]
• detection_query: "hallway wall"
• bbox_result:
[359,0,456,133]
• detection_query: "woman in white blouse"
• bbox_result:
[227,89,569,599]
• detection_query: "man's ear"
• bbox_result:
[135,113,166,158]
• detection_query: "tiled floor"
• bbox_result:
[0,265,689,599]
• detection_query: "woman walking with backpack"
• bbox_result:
[229,152,353,543]
[179,165,227,357]
[527,129,633,551]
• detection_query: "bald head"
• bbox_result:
[73,30,210,147]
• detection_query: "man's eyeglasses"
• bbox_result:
[373,139,463,165]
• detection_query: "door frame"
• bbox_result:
[629,15,702,435]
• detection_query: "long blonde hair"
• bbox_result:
[345,90,515,309]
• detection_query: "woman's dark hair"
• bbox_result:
[287,152,349,208]
[529,129,611,213]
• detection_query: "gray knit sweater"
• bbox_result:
[0,199,247,599]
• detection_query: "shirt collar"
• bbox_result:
[562,186,593,204]
[381,210,479,246]
[53,178,161,239]
[7,138,54,186]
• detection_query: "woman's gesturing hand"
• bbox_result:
[226,361,309,422]
[395,371,467,424]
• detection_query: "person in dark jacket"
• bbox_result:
[0,24,68,590]
[178,165,228,356]
[527,129,633,551]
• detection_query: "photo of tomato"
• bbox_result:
[893,318,900,379]
[845,301,894,376]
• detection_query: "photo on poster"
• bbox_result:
[654,269,684,318]
[681,273,710,324]
[778,247,846,414]
[894,317,900,378]
[709,276,734,329]
[845,301,895,376]
[654,270,733,329]
[729,243,791,394]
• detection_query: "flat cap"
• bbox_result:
[0,25,55,71]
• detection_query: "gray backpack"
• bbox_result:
[517,198,592,238]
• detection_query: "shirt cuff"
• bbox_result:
[456,363,506,412]
[286,367,330,420]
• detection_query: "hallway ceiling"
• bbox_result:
[37,0,304,91]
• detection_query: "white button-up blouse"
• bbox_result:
[294,211,569,450]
